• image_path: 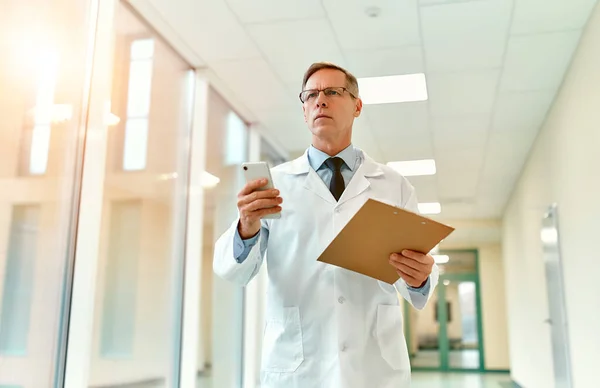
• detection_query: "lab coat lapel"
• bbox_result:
[282,150,337,204]
[337,152,384,206]
[304,168,337,204]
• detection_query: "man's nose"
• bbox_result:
[315,91,328,107]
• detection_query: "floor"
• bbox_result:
[196,372,512,388]
[412,372,513,388]
[412,349,481,369]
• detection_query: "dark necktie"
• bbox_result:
[325,157,345,201]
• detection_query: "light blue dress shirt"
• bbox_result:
[232,144,430,295]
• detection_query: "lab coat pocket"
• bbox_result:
[261,306,304,373]
[376,304,409,371]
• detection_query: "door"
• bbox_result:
[405,250,485,372]
[438,275,484,371]
[541,204,573,388]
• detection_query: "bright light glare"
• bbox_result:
[358,73,428,105]
[201,171,221,188]
[418,202,441,215]
[387,159,436,177]
[434,255,450,264]
[29,48,59,175]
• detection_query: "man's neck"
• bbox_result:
[312,139,352,157]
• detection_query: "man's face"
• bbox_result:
[302,69,362,141]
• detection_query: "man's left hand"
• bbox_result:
[389,250,434,288]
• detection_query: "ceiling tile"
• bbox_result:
[437,171,480,200]
[433,122,489,151]
[211,58,296,111]
[435,147,486,174]
[425,38,506,73]
[322,0,421,50]
[352,117,384,161]
[431,115,490,133]
[247,19,345,85]
[421,0,511,72]
[377,131,434,162]
[437,203,476,219]
[405,175,439,202]
[511,0,598,35]
[482,130,537,177]
[428,70,500,117]
[439,227,472,244]
[500,30,582,92]
[493,90,555,132]
[150,0,262,61]
[226,0,326,24]
[345,46,425,78]
[472,201,507,219]
[421,0,512,44]
[365,102,429,134]
[431,116,490,151]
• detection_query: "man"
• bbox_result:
[213,62,439,388]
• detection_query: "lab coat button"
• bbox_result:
[338,296,345,304]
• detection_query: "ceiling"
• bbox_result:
[128,0,597,245]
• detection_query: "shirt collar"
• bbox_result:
[308,144,358,172]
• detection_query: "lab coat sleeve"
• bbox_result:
[213,218,269,287]
[392,179,439,310]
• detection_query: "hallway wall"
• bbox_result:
[503,4,600,387]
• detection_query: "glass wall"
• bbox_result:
[0,0,96,386]
[86,2,195,387]
[197,88,250,388]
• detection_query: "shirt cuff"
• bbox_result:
[233,226,260,262]
[406,276,431,296]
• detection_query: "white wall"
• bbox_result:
[502,5,600,388]
[478,244,510,370]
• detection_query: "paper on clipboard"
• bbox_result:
[317,198,455,284]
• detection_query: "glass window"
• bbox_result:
[0,206,40,355]
[87,3,194,387]
[122,38,154,171]
[0,0,97,385]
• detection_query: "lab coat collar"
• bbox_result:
[282,146,384,205]
[283,147,384,178]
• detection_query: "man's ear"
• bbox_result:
[354,98,363,117]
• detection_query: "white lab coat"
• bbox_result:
[213,149,439,388]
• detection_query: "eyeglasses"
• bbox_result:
[299,87,356,103]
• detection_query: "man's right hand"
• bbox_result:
[237,178,283,239]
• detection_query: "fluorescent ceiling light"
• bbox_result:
[433,255,449,264]
[418,202,441,215]
[358,73,428,105]
[387,159,436,177]
[158,171,221,189]
[201,171,220,188]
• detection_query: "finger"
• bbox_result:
[401,249,433,263]
[396,268,421,287]
[254,206,282,218]
[391,261,423,279]
[238,189,280,206]
[390,253,431,270]
[239,178,270,196]
[245,198,283,212]
[390,254,428,272]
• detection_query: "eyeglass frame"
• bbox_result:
[298,86,358,104]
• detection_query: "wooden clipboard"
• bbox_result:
[317,199,455,284]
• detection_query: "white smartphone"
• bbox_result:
[241,161,281,219]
